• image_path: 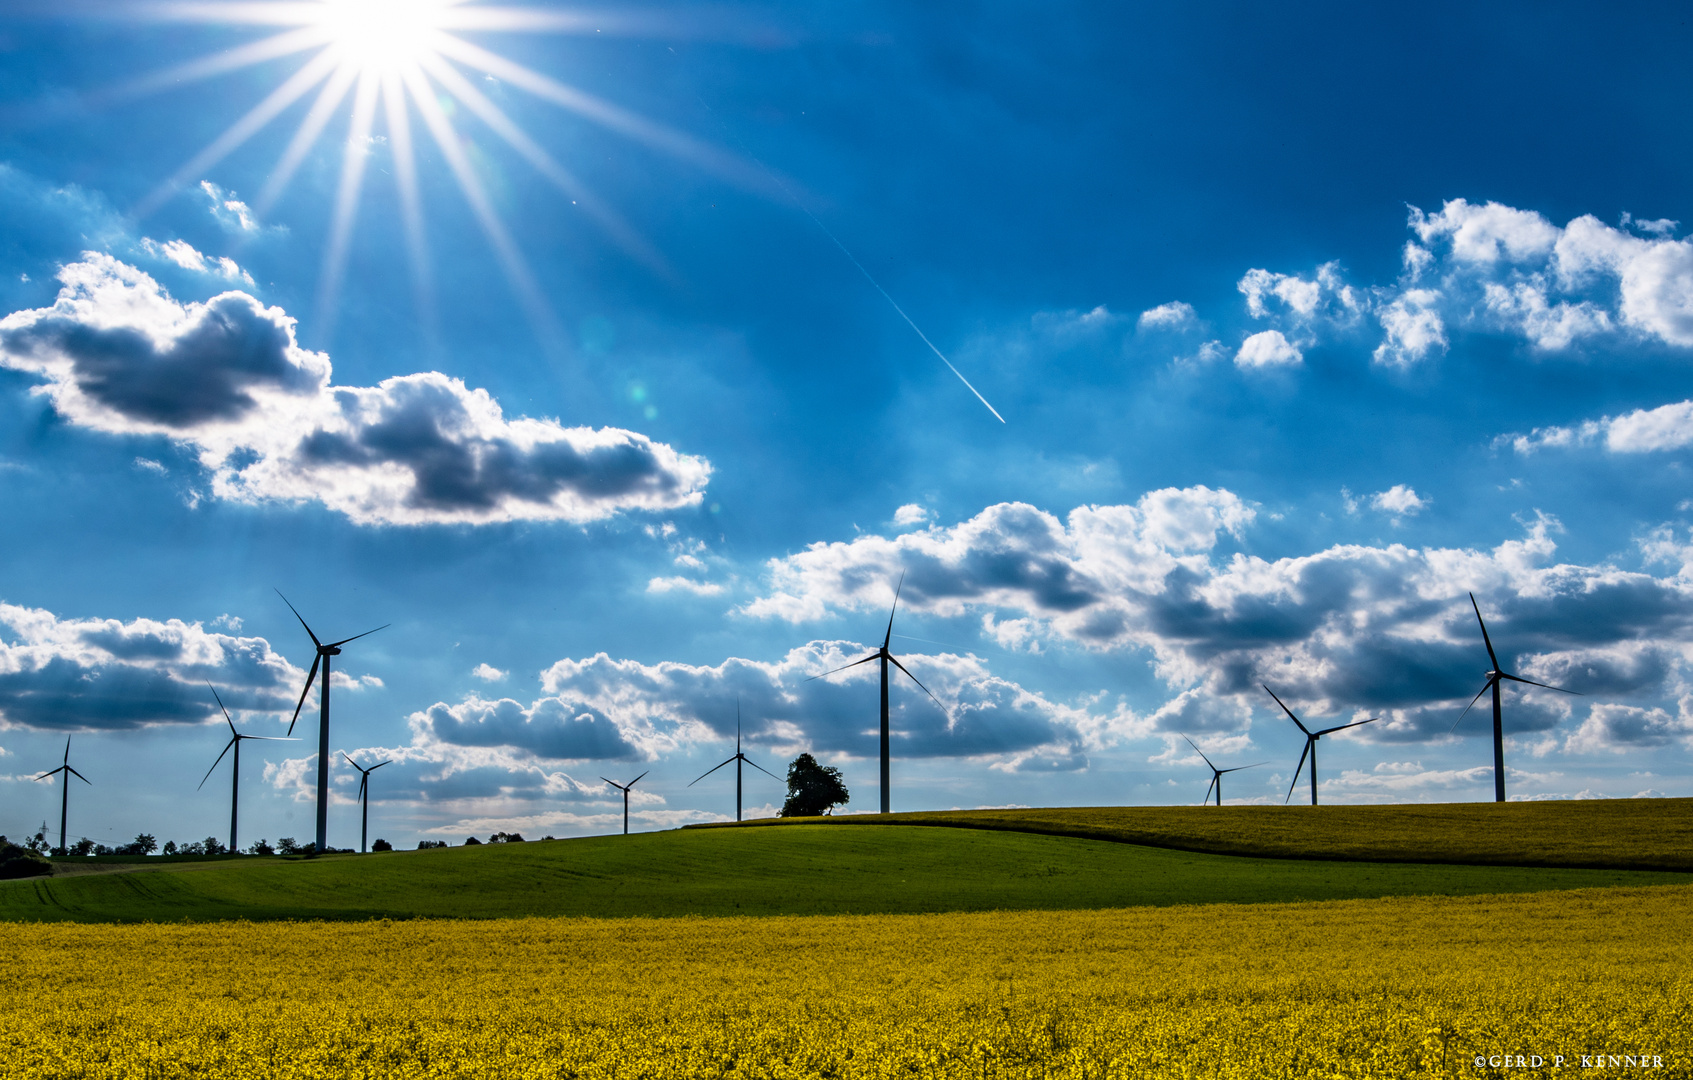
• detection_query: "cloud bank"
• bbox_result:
[745,487,1693,751]
[0,602,302,731]
[0,256,711,525]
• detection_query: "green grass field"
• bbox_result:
[698,797,1693,870]
[2,820,1686,923]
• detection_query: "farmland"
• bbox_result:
[2,819,1688,923]
[700,796,1693,871]
[3,885,1689,1078]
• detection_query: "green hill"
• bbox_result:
[2,822,1685,923]
[697,798,1693,871]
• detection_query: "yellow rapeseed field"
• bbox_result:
[2,885,1688,1079]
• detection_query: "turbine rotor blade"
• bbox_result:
[1219,762,1270,773]
[1498,672,1582,695]
[1262,685,1311,735]
[287,654,322,737]
[1181,733,1218,772]
[743,755,781,782]
[688,757,737,787]
[1470,592,1501,670]
[628,770,649,788]
[1450,677,1496,733]
[341,751,361,771]
[199,738,238,790]
[805,654,880,681]
[1315,718,1379,737]
[206,680,236,735]
[275,589,322,648]
[66,766,91,785]
[1284,741,1312,804]
[887,655,949,718]
[33,767,64,783]
[884,570,906,648]
[371,760,392,771]
[328,623,390,648]
[1203,775,1216,803]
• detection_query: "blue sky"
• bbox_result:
[3,1,1692,850]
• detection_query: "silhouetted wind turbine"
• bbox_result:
[689,701,779,822]
[200,682,295,855]
[340,752,391,854]
[1264,685,1377,806]
[1181,734,1265,806]
[600,770,650,835]
[809,573,949,814]
[33,736,89,855]
[1452,592,1580,803]
[278,590,388,854]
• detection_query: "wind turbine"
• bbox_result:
[340,753,392,854]
[809,573,949,814]
[1453,592,1580,803]
[1263,685,1377,806]
[33,736,89,855]
[600,770,650,835]
[1180,734,1265,806]
[199,682,296,855]
[278,590,388,854]
[689,701,780,822]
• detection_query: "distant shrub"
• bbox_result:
[118,834,158,856]
[201,837,227,856]
[0,840,51,880]
[248,839,274,856]
[488,832,524,844]
[162,841,178,855]
[92,844,113,856]
[463,836,483,846]
[416,840,447,850]
[70,838,96,857]
[276,838,301,855]
[371,839,392,852]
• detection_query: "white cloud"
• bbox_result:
[0,601,304,731]
[1373,288,1446,367]
[893,503,931,527]
[1235,329,1302,369]
[1564,701,1693,753]
[0,255,711,526]
[1370,485,1427,517]
[1505,400,1693,456]
[138,238,254,284]
[1410,199,1560,265]
[646,576,725,596]
[1136,301,1196,330]
[199,181,260,233]
[472,663,507,682]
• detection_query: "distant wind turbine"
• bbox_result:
[278,590,388,854]
[689,701,779,822]
[1180,734,1265,806]
[1453,592,1580,803]
[600,770,650,835]
[1263,685,1377,806]
[340,752,392,854]
[809,573,949,814]
[33,736,89,855]
[200,682,296,855]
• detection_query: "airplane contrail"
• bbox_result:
[688,84,1005,423]
[781,197,1005,423]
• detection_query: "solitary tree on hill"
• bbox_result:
[781,754,850,817]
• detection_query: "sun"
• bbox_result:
[117,0,749,349]
[316,0,452,72]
